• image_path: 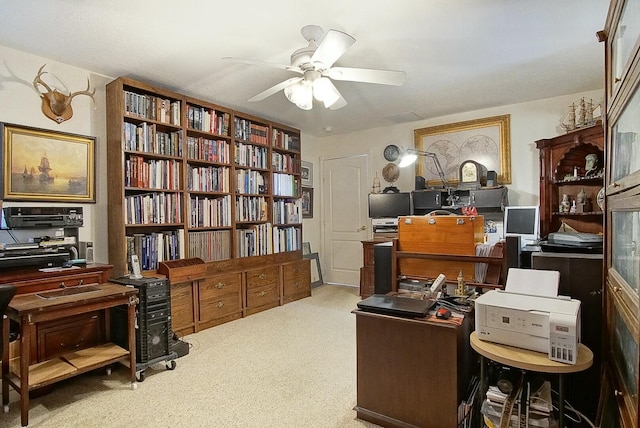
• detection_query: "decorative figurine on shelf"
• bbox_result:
[560,194,571,213]
[585,153,600,176]
[371,173,381,194]
[455,270,466,296]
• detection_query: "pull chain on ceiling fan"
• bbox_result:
[223,25,406,110]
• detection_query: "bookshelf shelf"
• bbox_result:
[107,76,309,330]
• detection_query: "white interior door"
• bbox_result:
[322,154,370,286]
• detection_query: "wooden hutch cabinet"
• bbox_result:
[535,124,605,239]
[106,77,311,336]
[597,1,640,426]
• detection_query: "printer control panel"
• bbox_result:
[485,306,549,337]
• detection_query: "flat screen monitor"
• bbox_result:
[368,193,411,218]
[503,205,540,246]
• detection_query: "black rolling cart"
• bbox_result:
[111,276,178,382]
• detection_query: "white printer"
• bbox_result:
[475,268,581,364]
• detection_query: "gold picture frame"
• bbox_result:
[1,123,96,202]
[414,114,511,186]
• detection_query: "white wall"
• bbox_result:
[0,44,603,267]
[0,45,111,262]
[302,89,603,257]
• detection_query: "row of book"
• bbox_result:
[125,192,182,225]
[234,118,269,144]
[126,229,185,271]
[273,199,302,225]
[125,155,181,190]
[235,223,273,257]
[272,173,298,197]
[272,129,301,151]
[188,195,231,228]
[235,195,268,222]
[273,226,301,253]
[187,230,231,261]
[234,142,268,168]
[186,105,230,135]
[272,152,299,174]
[123,90,180,126]
[186,136,230,163]
[186,165,230,193]
[123,122,182,156]
[236,169,266,195]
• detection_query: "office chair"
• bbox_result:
[0,284,17,357]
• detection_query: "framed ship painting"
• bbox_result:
[1,123,96,202]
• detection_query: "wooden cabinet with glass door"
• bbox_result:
[598,1,640,426]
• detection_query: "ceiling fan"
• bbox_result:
[223,25,406,110]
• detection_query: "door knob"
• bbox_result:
[357,225,366,231]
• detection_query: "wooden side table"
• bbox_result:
[470,331,593,427]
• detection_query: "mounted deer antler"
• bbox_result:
[33,64,95,123]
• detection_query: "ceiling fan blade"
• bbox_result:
[248,77,303,102]
[326,67,406,86]
[310,29,356,69]
[222,57,303,74]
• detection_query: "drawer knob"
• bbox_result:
[293,268,299,273]
[259,273,267,280]
[215,282,225,289]
[295,281,300,288]
[216,301,224,308]
[61,337,85,349]
[258,290,267,297]
[614,389,623,397]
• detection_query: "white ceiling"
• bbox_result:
[0,0,609,137]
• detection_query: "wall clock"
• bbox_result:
[383,144,401,162]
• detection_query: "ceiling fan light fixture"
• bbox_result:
[285,81,313,110]
[313,77,340,108]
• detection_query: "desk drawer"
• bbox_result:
[199,273,242,322]
[246,266,279,289]
[246,283,279,309]
[36,311,105,363]
[283,260,310,298]
[14,272,104,295]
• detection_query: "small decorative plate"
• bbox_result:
[596,187,605,211]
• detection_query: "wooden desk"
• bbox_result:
[470,331,593,427]
[2,282,138,427]
[354,309,474,427]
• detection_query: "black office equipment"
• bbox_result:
[373,242,393,294]
[357,294,435,318]
[111,276,178,381]
[368,192,411,218]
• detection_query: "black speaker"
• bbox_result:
[486,170,497,186]
[505,236,522,270]
[374,242,394,294]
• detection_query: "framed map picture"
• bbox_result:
[414,115,511,186]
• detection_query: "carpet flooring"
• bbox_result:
[2,284,381,428]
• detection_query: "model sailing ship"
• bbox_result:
[560,97,600,133]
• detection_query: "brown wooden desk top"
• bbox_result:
[470,331,593,374]
[7,282,137,316]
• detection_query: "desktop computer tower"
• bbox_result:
[111,277,172,363]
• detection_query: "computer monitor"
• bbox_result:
[368,192,412,218]
[503,205,540,246]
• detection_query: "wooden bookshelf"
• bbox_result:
[107,77,310,334]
